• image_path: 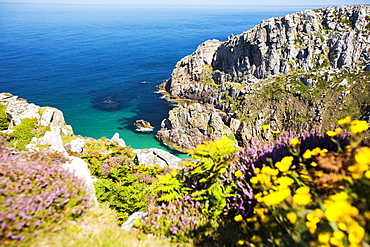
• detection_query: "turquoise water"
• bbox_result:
[0,3,327,153]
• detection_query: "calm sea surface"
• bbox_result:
[0,3,327,153]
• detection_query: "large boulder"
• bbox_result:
[35,131,68,155]
[69,138,85,153]
[134,148,181,169]
[156,103,232,152]
[40,107,73,136]
[121,211,147,230]
[6,101,39,128]
[110,132,126,147]
[62,156,98,207]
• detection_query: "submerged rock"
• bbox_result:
[92,93,123,112]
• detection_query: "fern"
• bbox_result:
[155,169,190,202]
[155,136,240,216]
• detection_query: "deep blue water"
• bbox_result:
[0,3,327,153]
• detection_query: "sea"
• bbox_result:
[0,3,329,155]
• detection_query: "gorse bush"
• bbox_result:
[137,118,369,246]
[0,148,92,245]
[234,117,369,247]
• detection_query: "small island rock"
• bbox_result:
[134,119,154,132]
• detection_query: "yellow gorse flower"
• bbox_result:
[250,235,262,243]
[348,147,370,179]
[261,125,270,131]
[289,138,300,147]
[261,187,291,206]
[318,232,331,244]
[286,212,297,224]
[275,176,294,187]
[324,192,358,222]
[302,150,312,159]
[275,156,293,172]
[234,214,243,222]
[234,170,243,177]
[326,130,337,137]
[348,222,365,245]
[237,240,245,245]
[293,186,311,206]
[310,147,328,156]
[325,125,342,139]
[219,167,227,173]
[354,146,370,165]
[319,191,365,245]
[349,120,369,134]
[261,166,279,176]
[338,116,351,126]
[306,209,324,234]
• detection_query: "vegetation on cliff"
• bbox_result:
[1,5,370,247]
[0,148,92,245]
[138,117,370,247]
[79,139,171,223]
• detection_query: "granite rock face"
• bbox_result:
[156,103,232,152]
[0,93,73,153]
[0,93,73,137]
[158,5,370,152]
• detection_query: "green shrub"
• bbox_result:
[92,154,170,223]
[0,104,10,130]
[8,118,38,150]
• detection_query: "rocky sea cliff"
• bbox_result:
[157,5,370,152]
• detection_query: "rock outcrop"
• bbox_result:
[156,103,233,152]
[0,93,100,206]
[0,93,74,154]
[62,156,98,207]
[0,93,73,137]
[110,132,126,147]
[134,119,154,132]
[121,211,147,230]
[158,5,370,151]
[134,148,182,169]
